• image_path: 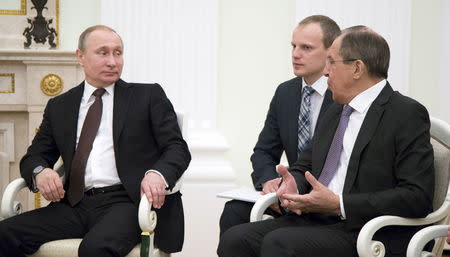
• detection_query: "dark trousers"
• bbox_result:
[218,213,358,257]
[0,190,140,257]
[219,200,281,236]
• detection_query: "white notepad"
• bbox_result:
[217,187,263,203]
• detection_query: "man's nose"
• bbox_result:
[292,48,302,59]
[106,54,116,66]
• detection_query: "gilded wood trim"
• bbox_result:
[0,73,15,93]
[0,0,26,15]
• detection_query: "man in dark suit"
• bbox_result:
[0,25,190,257]
[218,28,434,257]
[219,15,340,236]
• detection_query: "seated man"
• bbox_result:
[0,25,191,257]
[218,27,434,257]
[219,15,340,235]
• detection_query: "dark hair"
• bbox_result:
[298,15,341,49]
[78,25,122,51]
[339,30,390,79]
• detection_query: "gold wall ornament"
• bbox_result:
[40,73,63,96]
[0,73,15,93]
[0,0,26,15]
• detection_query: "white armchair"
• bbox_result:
[0,111,186,257]
[249,117,450,257]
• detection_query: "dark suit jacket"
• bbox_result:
[250,77,333,190]
[290,83,434,254]
[20,79,191,253]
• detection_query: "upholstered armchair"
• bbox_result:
[250,117,450,257]
[0,112,186,257]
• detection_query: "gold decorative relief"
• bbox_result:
[40,73,63,96]
[0,73,15,93]
[0,0,26,15]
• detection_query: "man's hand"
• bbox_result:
[275,165,298,198]
[35,168,65,202]
[141,172,166,209]
[262,177,282,213]
[281,171,340,215]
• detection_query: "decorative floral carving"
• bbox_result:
[40,73,62,96]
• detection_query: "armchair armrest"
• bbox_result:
[407,225,449,257]
[250,192,278,222]
[1,178,27,219]
[357,198,450,257]
[138,178,184,231]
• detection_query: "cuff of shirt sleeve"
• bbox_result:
[145,169,169,188]
[338,194,346,219]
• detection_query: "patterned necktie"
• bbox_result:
[297,86,314,154]
[318,105,354,186]
[67,88,106,206]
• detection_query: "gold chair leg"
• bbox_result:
[34,192,41,209]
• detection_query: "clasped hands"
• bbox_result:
[273,165,341,216]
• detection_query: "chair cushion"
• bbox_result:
[28,239,140,257]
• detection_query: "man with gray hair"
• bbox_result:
[218,27,434,257]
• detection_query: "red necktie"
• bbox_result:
[67,88,106,206]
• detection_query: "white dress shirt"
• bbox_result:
[327,79,387,218]
[78,82,167,190]
[301,76,328,136]
[78,82,121,189]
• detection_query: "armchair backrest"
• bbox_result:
[430,117,450,212]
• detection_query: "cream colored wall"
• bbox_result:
[218,0,296,186]
[58,0,100,51]
[409,0,447,122]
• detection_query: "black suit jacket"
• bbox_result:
[290,83,434,254]
[20,79,191,253]
[250,77,333,190]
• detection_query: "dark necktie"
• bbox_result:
[67,88,106,206]
[297,86,315,155]
[318,105,354,186]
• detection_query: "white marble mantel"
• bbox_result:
[0,49,83,210]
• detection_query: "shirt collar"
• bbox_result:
[83,81,115,102]
[301,76,327,96]
[348,79,387,114]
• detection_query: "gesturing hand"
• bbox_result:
[262,177,282,213]
[281,171,340,215]
[141,172,167,209]
[35,168,65,202]
[275,165,298,209]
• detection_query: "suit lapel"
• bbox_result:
[287,78,302,161]
[113,79,133,149]
[64,82,84,166]
[318,90,333,118]
[343,83,393,193]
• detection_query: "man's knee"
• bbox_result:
[261,230,292,256]
[220,200,253,235]
[218,225,246,256]
[0,220,25,257]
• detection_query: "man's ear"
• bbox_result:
[75,49,84,67]
[353,60,365,80]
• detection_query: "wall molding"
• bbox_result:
[0,122,14,162]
